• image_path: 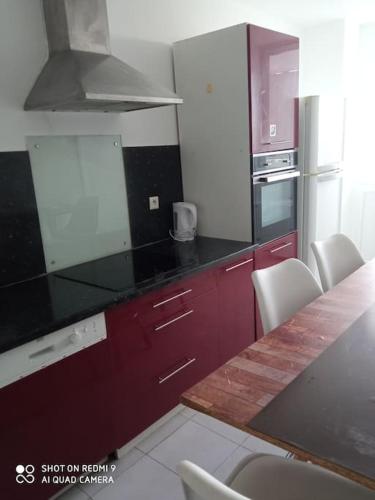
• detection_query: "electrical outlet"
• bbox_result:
[149,196,159,210]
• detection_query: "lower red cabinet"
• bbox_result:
[106,288,220,449]
[254,232,297,270]
[106,254,259,450]
[216,252,256,362]
[254,231,298,339]
[0,340,116,500]
[0,251,259,499]
[0,239,300,498]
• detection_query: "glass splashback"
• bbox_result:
[28,135,131,272]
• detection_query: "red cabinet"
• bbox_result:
[255,231,297,270]
[0,340,116,500]
[254,231,298,339]
[0,253,258,498]
[249,25,299,154]
[216,253,256,362]
[106,257,258,450]
[106,269,220,449]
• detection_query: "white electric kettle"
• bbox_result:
[171,202,197,241]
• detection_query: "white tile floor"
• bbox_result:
[57,407,286,500]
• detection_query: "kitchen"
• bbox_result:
[1,1,375,499]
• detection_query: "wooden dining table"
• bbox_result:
[181,258,375,491]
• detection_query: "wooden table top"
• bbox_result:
[181,259,375,491]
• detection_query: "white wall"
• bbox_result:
[341,22,375,259]
[0,0,300,152]
[299,20,347,97]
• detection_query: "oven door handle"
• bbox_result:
[255,171,300,183]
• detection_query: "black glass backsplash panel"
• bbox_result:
[0,145,183,287]
[123,145,183,247]
[0,151,46,286]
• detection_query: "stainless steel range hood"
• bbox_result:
[24,0,183,112]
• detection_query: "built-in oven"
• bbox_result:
[252,149,299,245]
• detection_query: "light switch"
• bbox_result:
[149,196,159,210]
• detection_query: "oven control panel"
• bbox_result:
[252,149,298,175]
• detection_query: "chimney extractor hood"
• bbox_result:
[24,0,183,112]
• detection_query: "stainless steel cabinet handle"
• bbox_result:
[256,171,300,183]
[154,309,194,332]
[270,242,292,254]
[153,289,192,308]
[225,258,254,272]
[158,358,196,384]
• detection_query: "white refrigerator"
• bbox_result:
[298,95,345,275]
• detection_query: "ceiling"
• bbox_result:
[238,0,375,27]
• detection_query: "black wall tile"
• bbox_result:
[123,145,184,247]
[0,151,46,286]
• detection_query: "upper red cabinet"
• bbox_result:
[248,25,299,154]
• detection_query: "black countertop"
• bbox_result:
[249,302,375,483]
[0,237,256,354]
[0,275,118,355]
[56,236,256,294]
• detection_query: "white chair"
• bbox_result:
[311,233,365,292]
[177,454,374,500]
[251,258,322,334]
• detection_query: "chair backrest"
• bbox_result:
[252,258,322,334]
[311,233,365,292]
[177,460,251,500]
[178,455,375,500]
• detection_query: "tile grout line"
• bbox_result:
[76,450,146,498]
[77,412,261,499]
[134,414,189,454]
[189,418,249,446]
[58,413,266,499]
[146,452,181,475]
[76,413,191,498]
[145,420,248,477]
[212,443,243,474]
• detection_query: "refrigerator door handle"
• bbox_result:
[303,168,343,178]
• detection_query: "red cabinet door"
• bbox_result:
[216,253,256,363]
[249,25,299,154]
[254,231,298,339]
[106,287,220,450]
[0,340,116,500]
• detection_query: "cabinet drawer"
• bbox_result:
[108,289,220,447]
[155,337,218,415]
[133,289,219,440]
[215,253,254,275]
[110,290,218,372]
[133,268,216,324]
[142,306,195,333]
[255,232,297,270]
